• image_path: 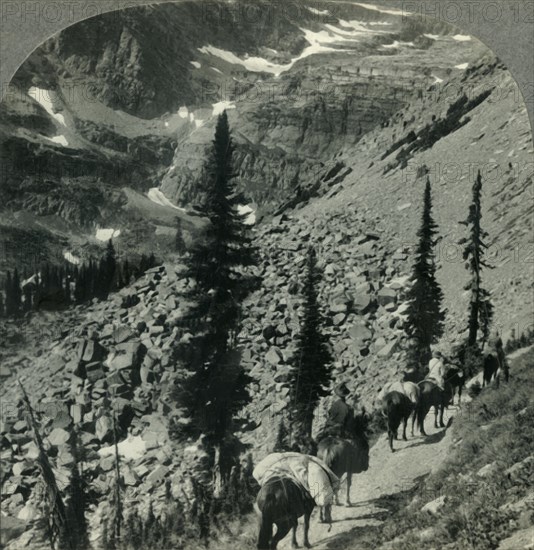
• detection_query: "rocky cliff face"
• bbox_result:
[1,0,487,269]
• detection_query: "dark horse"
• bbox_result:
[256,476,315,549]
[382,391,414,452]
[445,365,466,404]
[415,380,453,436]
[316,418,369,522]
[483,353,501,387]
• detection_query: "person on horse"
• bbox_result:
[427,349,447,390]
[320,382,357,439]
[487,331,509,382]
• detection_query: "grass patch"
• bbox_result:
[343,348,534,550]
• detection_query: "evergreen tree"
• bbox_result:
[4,271,14,316]
[123,260,131,286]
[288,246,332,440]
[273,418,291,452]
[60,430,89,550]
[173,111,258,498]
[404,178,445,368]
[175,217,187,254]
[0,290,4,317]
[459,170,494,348]
[12,268,22,316]
[105,239,117,293]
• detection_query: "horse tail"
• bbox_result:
[318,442,338,472]
[257,492,275,549]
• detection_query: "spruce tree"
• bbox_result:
[5,271,14,316]
[288,246,332,440]
[175,217,187,254]
[173,111,258,497]
[459,170,494,348]
[12,268,22,316]
[0,290,4,317]
[61,430,89,550]
[404,178,445,368]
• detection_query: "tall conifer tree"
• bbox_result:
[459,170,494,348]
[288,246,332,440]
[404,178,445,368]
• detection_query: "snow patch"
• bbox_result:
[96,228,121,241]
[452,34,471,42]
[353,2,408,16]
[178,106,189,119]
[45,135,69,147]
[190,61,201,68]
[424,33,440,40]
[28,87,66,126]
[211,66,222,74]
[238,204,256,226]
[382,40,414,49]
[98,436,146,462]
[212,100,236,116]
[64,252,81,265]
[455,62,469,70]
[147,188,187,212]
[199,27,354,77]
[164,121,169,127]
[307,6,329,15]
[432,75,444,84]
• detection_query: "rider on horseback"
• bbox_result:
[320,382,362,440]
[427,349,447,390]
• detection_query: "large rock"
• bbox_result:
[265,347,284,365]
[377,287,397,306]
[48,428,71,447]
[377,340,398,358]
[80,340,107,363]
[349,323,373,345]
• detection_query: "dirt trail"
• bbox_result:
[279,404,462,550]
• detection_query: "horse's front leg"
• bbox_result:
[303,510,312,548]
[346,473,352,507]
[411,409,416,437]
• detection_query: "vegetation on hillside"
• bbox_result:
[339,347,534,550]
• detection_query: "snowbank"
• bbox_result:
[455,62,469,70]
[212,100,236,116]
[199,27,355,77]
[64,252,81,265]
[238,204,256,226]
[96,228,121,241]
[45,135,69,147]
[353,2,407,16]
[190,61,201,68]
[28,87,66,126]
[307,6,329,15]
[147,187,187,212]
[452,34,471,42]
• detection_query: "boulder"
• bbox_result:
[113,325,134,344]
[81,341,107,363]
[48,428,71,447]
[377,287,396,306]
[266,347,284,365]
[421,495,446,515]
[377,340,398,358]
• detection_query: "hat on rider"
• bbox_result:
[334,382,351,398]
